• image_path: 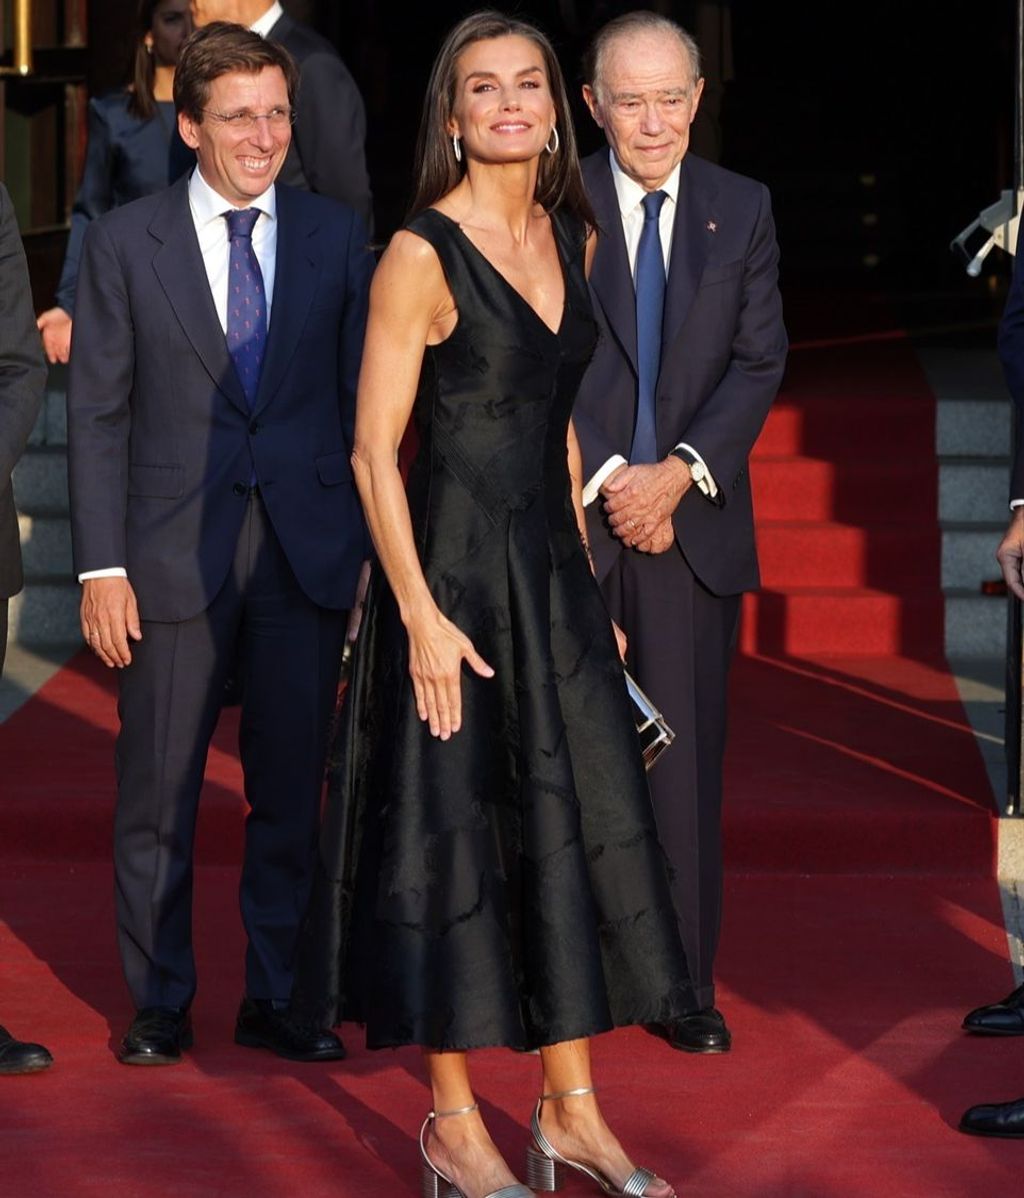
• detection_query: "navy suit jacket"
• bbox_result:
[574,150,787,597]
[67,175,373,622]
[998,219,1024,500]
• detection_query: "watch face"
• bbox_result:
[690,461,705,481]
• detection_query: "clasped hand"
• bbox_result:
[407,606,494,740]
[601,458,691,554]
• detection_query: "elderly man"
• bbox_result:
[574,11,787,1053]
[67,23,372,1065]
[0,182,52,1076]
[191,0,372,228]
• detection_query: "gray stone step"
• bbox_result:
[12,447,69,514]
[945,591,1007,658]
[10,579,81,647]
[936,400,1011,458]
[26,374,68,450]
[918,346,1009,403]
[943,523,1005,589]
[939,460,1012,524]
[18,512,72,577]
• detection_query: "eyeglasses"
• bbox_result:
[202,107,296,131]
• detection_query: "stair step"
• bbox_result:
[12,448,69,514]
[757,523,937,590]
[10,580,82,646]
[754,398,935,459]
[942,525,1006,590]
[17,513,72,577]
[938,460,1012,524]
[936,400,1011,458]
[741,588,944,656]
[750,457,936,522]
[944,592,1007,658]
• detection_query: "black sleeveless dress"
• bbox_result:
[292,208,694,1051]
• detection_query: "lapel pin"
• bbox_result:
[706,220,718,233]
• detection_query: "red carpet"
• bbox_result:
[1,323,1019,1194]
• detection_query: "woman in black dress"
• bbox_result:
[36,0,194,364]
[294,13,693,1198]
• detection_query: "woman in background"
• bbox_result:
[36,0,194,364]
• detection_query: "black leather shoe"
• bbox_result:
[962,982,1024,1035]
[959,1096,1024,1137]
[0,1025,53,1074]
[647,1008,732,1053]
[234,998,346,1062]
[118,1007,192,1065]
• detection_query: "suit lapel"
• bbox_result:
[662,154,717,353]
[150,177,249,415]
[586,152,639,377]
[253,185,319,416]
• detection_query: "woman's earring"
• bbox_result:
[452,134,462,163]
[545,127,559,156]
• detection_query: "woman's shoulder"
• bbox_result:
[89,89,134,120]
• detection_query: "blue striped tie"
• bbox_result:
[630,190,667,464]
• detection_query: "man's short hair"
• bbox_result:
[174,21,299,122]
[583,12,702,98]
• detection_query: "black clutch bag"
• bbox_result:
[624,669,675,771]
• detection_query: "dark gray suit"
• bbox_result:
[575,150,787,1007]
[268,12,373,231]
[67,176,373,1010]
[0,184,47,676]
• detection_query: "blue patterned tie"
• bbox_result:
[630,190,667,464]
[224,207,267,410]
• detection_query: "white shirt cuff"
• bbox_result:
[674,442,719,499]
[1011,500,1024,510]
[79,567,128,582]
[583,455,628,507]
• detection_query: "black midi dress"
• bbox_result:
[292,207,694,1050]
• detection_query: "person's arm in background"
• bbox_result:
[0,185,47,493]
[37,98,117,365]
[997,219,1024,598]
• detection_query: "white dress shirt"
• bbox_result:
[250,1,284,37]
[79,168,279,581]
[582,149,718,508]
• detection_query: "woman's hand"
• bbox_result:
[612,619,628,662]
[37,307,73,364]
[407,607,494,739]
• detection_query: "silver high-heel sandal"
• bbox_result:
[525,1087,671,1198]
[420,1102,535,1198]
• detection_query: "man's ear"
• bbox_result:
[689,77,705,125]
[582,83,604,128]
[178,110,200,150]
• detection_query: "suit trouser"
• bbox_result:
[0,598,7,676]
[603,545,740,1011]
[114,492,346,1011]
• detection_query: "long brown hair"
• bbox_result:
[407,10,595,233]
[128,0,164,121]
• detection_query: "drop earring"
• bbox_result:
[545,127,559,155]
[452,134,462,163]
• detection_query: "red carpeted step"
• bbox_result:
[757,522,938,590]
[741,589,944,656]
[754,397,935,459]
[750,457,936,523]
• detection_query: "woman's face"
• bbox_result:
[147,0,194,68]
[449,35,556,166]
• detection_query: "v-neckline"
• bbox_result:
[431,208,568,339]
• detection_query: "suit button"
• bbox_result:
[233,483,247,496]
[249,420,259,434]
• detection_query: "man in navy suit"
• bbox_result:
[67,22,372,1066]
[574,12,787,1053]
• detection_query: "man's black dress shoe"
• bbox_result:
[0,1025,53,1074]
[118,1006,192,1065]
[962,982,1024,1035]
[647,1008,732,1054]
[234,998,346,1062]
[959,1096,1024,1137]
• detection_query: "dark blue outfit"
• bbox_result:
[54,91,192,314]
